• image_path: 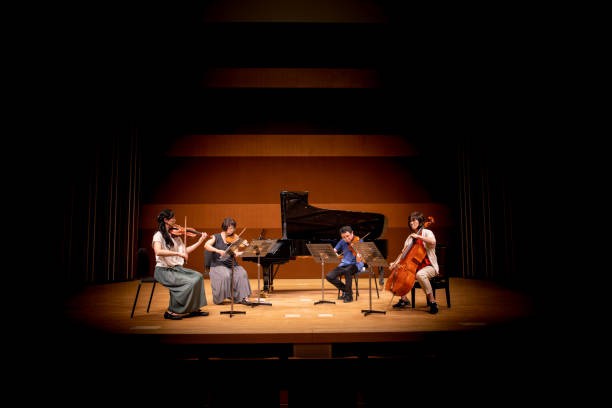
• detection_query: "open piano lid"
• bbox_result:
[280,191,388,241]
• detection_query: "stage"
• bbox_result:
[61,277,534,354]
[48,277,559,406]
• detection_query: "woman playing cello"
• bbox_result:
[388,212,440,314]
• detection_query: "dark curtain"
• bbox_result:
[57,126,142,295]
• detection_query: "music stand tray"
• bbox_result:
[240,239,276,306]
[352,241,388,316]
[306,243,340,305]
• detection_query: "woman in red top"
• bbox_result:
[388,212,440,314]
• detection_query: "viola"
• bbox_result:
[224,234,249,248]
[385,216,434,297]
[223,228,249,248]
[217,228,249,262]
[168,224,206,237]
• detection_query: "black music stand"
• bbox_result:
[306,243,339,305]
[352,241,388,316]
[240,239,275,306]
[219,237,248,317]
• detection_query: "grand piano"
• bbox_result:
[242,191,388,292]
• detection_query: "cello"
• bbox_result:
[385,216,434,297]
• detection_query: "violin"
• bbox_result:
[168,217,207,265]
[168,225,206,238]
[339,232,370,264]
[350,236,365,264]
[385,216,434,297]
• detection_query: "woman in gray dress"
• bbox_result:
[204,218,252,305]
[152,209,210,320]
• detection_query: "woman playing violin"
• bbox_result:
[326,225,365,303]
[204,218,252,305]
[389,211,439,314]
[152,209,210,320]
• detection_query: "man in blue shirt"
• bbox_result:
[326,226,364,303]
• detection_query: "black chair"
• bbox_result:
[130,248,157,318]
[337,266,380,300]
[411,245,451,308]
[204,249,212,277]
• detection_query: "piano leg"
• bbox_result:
[262,265,275,296]
[262,265,271,294]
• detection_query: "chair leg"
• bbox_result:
[445,283,451,307]
[411,287,416,308]
[355,275,359,300]
[337,275,344,299]
[146,281,156,313]
[131,281,142,318]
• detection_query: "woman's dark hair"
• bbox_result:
[339,226,353,234]
[221,218,237,232]
[409,211,425,231]
[157,209,175,248]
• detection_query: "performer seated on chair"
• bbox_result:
[152,209,210,320]
[326,226,365,303]
[389,211,439,314]
[204,218,252,305]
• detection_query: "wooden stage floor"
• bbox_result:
[52,277,555,406]
[62,277,535,349]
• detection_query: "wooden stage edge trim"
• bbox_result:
[151,331,433,345]
[135,324,527,345]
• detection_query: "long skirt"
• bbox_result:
[154,265,207,314]
[209,264,252,304]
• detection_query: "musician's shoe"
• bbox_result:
[238,298,252,306]
[343,294,353,303]
[188,310,210,317]
[164,311,182,320]
[392,299,410,308]
[428,302,439,314]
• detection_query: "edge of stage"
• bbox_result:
[57,277,538,357]
[35,277,567,405]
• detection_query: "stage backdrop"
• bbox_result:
[56,11,523,293]
[138,134,457,280]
